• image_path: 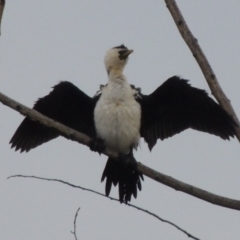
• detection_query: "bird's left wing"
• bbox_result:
[10,81,97,152]
[137,76,237,150]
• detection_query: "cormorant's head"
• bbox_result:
[104,44,133,76]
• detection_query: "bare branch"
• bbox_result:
[71,207,80,240]
[165,0,240,141]
[1,92,240,210]
[0,0,5,35]
[8,174,201,240]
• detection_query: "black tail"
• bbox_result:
[101,156,144,203]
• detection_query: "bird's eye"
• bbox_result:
[118,50,129,60]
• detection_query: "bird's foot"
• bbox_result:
[89,138,106,154]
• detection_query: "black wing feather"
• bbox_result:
[139,76,237,150]
[10,81,97,152]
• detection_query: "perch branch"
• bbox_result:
[1,92,240,210]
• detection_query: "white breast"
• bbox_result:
[94,78,141,154]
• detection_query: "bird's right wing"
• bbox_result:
[10,81,97,152]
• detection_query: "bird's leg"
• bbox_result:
[89,138,106,154]
[119,150,137,169]
[119,150,144,181]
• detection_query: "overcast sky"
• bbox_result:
[1,1,240,240]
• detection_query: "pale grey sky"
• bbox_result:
[1,1,240,240]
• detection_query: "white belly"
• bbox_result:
[94,97,141,154]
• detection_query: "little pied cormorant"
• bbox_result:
[10,44,237,203]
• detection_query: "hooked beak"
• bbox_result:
[119,49,134,60]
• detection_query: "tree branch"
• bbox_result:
[0,0,5,35]
[165,0,240,141]
[71,207,80,240]
[8,174,201,240]
[1,92,240,210]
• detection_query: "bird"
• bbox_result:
[10,44,237,203]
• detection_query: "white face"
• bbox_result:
[104,46,133,74]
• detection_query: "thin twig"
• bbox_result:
[8,174,200,240]
[71,207,80,240]
[1,92,240,210]
[165,0,240,140]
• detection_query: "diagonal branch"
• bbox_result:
[8,174,201,240]
[1,91,240,210]
[165,0,240,141]
[0,0,5,35]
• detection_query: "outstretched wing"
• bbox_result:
[10,81,97,152]
[138,76,237,150]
